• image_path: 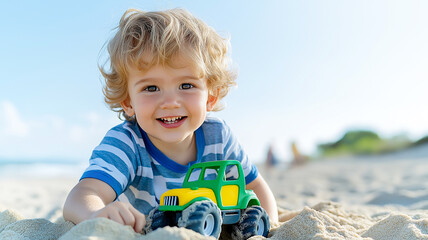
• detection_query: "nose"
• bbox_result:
[160,90,181,109]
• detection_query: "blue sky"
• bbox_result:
[1,0,427,163]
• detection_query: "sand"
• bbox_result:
[1,145,428,239]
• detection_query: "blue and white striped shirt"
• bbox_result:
[81,117,258,215]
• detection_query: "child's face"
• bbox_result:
[121,58,217,148]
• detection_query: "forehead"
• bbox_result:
[133,50,203,72]
[127,64,198,81]
[127,52,205,79]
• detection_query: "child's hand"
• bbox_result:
[90,201,146,233]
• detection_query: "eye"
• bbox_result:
[144,85,159,92]
[180,83,194,90]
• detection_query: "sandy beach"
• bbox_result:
[1,144,428,239]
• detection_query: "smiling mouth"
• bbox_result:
[156,116,187,124]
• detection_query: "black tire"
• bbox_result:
[219,225,233,240]
[177,200,222,238]
[145,207,171,233]
[231,206,270,240]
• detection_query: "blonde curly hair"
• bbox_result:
[99,8,237,121]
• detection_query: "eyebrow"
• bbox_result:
[134,78,153,87]
[177,76,201,81]
[133,75,201,87]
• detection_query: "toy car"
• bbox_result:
[145,160,270,239]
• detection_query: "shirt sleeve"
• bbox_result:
[80,124,139,198]
[221,120,258,184]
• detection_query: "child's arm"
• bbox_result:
[63,178,146,232]
[246,175,279,224]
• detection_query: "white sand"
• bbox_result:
[1,146,428,239]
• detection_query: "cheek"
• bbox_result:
[133,96,156,114]
[186,93,208,109]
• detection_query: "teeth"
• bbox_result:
[160,117,182,122]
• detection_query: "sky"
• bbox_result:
[0,0,427,163]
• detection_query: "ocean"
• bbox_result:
[0,159,87,179]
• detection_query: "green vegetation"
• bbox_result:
[412,135,428,146]
[317,130,414,157]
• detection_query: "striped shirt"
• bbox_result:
[81,117,258,215]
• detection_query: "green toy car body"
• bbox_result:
[146,160,270,239]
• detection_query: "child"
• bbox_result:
[63,8,278,233]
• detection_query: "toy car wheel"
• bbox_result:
[231,206,270,239]
[177,200,222,238]
[145,207,171,233]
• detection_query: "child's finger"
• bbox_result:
[119,207,136,227]
[130,206,146,232]
[108,210,125,225]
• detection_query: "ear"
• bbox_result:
[206,90,219,112]
[120,97,135,117]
